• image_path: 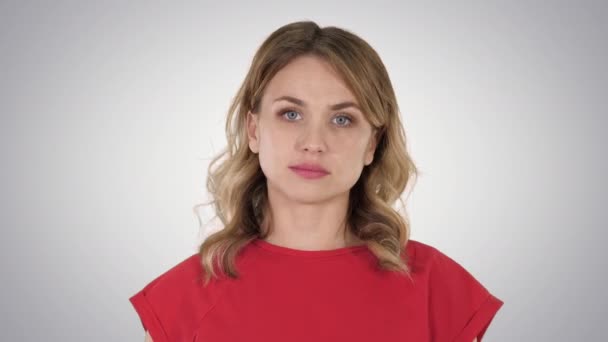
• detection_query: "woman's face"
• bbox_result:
[247,54,378,204]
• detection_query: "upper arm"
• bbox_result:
[144,330,153,342]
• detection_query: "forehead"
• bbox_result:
[264,55,358,104]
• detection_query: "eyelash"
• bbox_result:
[278,108,355,127]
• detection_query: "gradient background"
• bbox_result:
[1,1,606,341]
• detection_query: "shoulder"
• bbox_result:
[403,239,443,272]
[129,253,224,342]
[134,253,218,306]
[406,239,504,342]
[405,239,476,278]
[406,238,489,292]
[141,253,207,291]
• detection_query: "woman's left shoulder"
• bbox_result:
[402,239,442,271]
[405,239,504,341]
[404,239,480,276]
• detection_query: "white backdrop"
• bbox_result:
[1,1,606,341]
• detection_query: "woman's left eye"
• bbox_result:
[333,115,353,126]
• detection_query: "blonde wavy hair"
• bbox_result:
[193,20,419,285]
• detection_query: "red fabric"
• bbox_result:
[129,239,503,342]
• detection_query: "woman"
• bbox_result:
[129,20,503,342]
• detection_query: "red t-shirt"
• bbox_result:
[129,239,503,342]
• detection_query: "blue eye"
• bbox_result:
[282,110,301,121]
[333,115,353,127]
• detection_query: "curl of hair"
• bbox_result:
[193,20,419,286]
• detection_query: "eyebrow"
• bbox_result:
[273,95,361,111]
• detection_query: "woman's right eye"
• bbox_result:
[281,110,301,121]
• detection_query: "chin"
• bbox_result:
[292,186,350,203]
[276,183,332,201]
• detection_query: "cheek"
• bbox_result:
[257,127,291,176]
[337,156,365,179]
[332,138,369,180]
[333,134,369,162]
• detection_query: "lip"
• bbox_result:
[289,163,330,179]
[289,163,329,173]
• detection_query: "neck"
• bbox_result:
[260,183,362,250]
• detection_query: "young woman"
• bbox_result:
[129,20,503,342]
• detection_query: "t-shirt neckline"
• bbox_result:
[251,238,368,257]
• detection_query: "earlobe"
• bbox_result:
[247,111,259,154]
[364,148,375,166]
[364,151,374,166]
[365,130,379,166]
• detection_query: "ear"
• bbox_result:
[364,129,379,166]
[246,110,260,154]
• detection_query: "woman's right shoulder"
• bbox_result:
[145,253,207,288]
[132,252,226,305]
[129,252,226,342]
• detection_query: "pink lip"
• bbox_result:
[290,168,329,179]
[289,163,330,179]
[289,163,329,173]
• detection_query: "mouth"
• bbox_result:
[289,166,330,179]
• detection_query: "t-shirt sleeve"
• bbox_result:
[129,254,212,342]
[129,276,173,342]
[428,248,504,342]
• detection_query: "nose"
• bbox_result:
[299,125,327,153]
